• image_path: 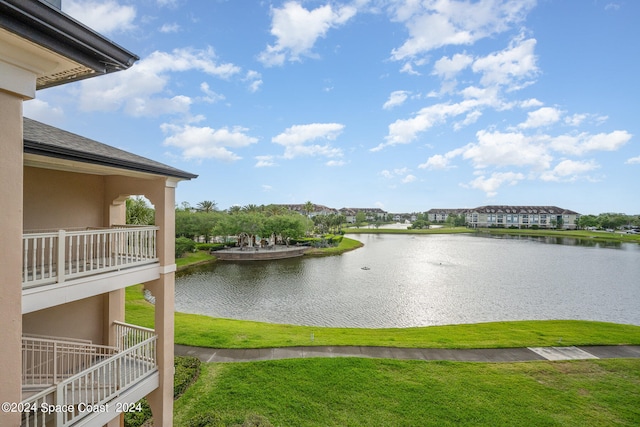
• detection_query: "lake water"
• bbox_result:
[175,233,640,328]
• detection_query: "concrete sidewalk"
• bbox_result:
[175,344,640,363]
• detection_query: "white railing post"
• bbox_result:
[57,229,66,284]
[56,381,64,426]
[53,340,58,384]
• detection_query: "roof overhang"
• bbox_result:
[23,144,197,181]
[0,0,138,91]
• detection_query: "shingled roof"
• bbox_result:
[23,118,197,180]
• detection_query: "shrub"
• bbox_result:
[174,356,201,399]
[123,399,152,427]
[196,243,226,252]
[176,237,197,258]
[124,356,201,427]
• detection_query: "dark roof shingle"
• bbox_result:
[23,118,197,180]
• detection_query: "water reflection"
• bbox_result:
[175,234,640,327]
[475,232,627,249]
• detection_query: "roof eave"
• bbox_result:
[0,0,139,89]
[24,140,198,181]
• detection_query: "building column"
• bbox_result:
[145,179,177,426]
[0,90,24,426]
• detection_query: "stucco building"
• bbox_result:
[1,1,196,426]
[427,206,580,229]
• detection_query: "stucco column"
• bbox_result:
[104,197,127,347]
[145,179,177,426]
[0,90,24,426]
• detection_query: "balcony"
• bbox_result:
[22,226,160,313]
[21,322,158,427]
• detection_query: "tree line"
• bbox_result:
[175,201,313,243]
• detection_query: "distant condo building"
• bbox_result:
[427,206,580,229]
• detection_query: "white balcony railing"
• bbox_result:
[21,323,157,427]
[22,226,159,289]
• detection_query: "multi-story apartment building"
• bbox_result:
[427,206,580,229]
[465,206,580,229]
[1,1,196,426]
[426,208,467,223]
[339,208,388,223]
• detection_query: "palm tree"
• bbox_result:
[196,200,217,213]
[304,201,314,218]
[227,205,242,215]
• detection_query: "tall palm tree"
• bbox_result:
[197,200,217,213]
[227,205,242,215]
[304,201,314,217]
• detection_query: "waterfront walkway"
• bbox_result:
[176,344,640,363]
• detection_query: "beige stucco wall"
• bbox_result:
[24,166,106,230]
[22,295,105,344]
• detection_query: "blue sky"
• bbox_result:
[26,0,639,214]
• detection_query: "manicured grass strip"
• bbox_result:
[304,236,363,256]
[478,227,640,242]
[125,286,640,349]
[175,250,216,268]
[345,226,640,243]
[173,358,640,427]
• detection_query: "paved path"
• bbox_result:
[176,344,640,363]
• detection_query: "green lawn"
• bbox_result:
[173,358,640,426]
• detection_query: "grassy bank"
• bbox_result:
[176,250,216,269]
[344,226,471,235]
[126,286,640,349]
[345,225,640,243]
[303,236,363,256]
[174,358,640,426]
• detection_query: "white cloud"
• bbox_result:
[432,53,473,79]
[380,167,412,179]
[262,184,273,191]
[466,171,525,197]
[400,62,421,75]
[258,1,357,66]
[272,123,345,159]
[453,110,482,131]
[390,0,535,60]
[550,130,632,156]
[64,0,136,34]
[471,36,538,90]
[77,48,241,117]
[520,98,544,108]
[326,159,346,167]
[255,155,276,168]
[159,23,180,33]
[518,107,562,129]
[383,90,410,110]
[375,97,492,150]
[540,159,600,182]
[161,123,258,161]
[402,174,417,183]
[462,130,552,170]
[626,156,640,165]
[24,99,64,124]
[419,154,450,170]
[244,70,263,92]
[200,82,225,103]
[418,149,466,170]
